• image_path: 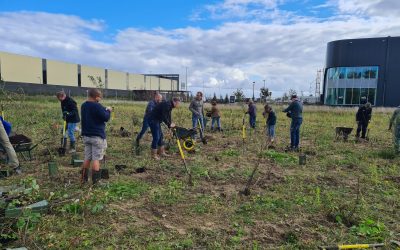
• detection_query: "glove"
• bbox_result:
[62,111,69,120]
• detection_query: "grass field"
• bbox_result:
[1,96,399,249]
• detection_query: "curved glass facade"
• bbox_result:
[324,66,378,105]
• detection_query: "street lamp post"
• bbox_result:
[252,81,255,101]
[263,79,266,89]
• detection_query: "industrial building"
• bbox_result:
[0,51,186,100]
[323,36,400,107]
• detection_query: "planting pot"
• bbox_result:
[5,200,49,218]
[0,170,10,179]
[135,167,146,173]
[115,164,127,171]
[100,169,109,179]
[73,159,84,167]
[299,154,307,165]
[70,153,79,165]
[48,161,58,177]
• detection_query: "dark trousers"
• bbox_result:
[149,120,164,149]
[356,122,368,138]
[136,117,149,141]
[249,115,256,129]
[290,118,302,148]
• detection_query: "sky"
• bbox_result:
[0,0,400,98]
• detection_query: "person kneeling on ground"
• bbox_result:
[210,101,222,131]
[283,95,303,151]
[56,91,81,153]
[135,92,162,147]
[356,102,372,139]
[0,115,21,174]
[263,104,276,143]
[389,105,400,153]
[80,89,112,185]
[148,97,180,160]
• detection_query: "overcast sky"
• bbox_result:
[0,0,399,98]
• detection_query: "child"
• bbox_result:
[263,104,276,143]
[80,89,112,184]
[210,101,222,131]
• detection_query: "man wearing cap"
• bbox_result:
[389,105,400,153]
[283,95,303,151]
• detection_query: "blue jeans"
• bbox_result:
[192,115,205,131]
[267,124,275,138]
[249,115,256,129]
[149,120,164,149]
[136,117,149,141]
[64,123,77,142]
[290,118,302,148]
[211,117,221,129]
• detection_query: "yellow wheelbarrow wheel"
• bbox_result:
[183,138,195,151]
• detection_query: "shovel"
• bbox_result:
[174,128,193,186]
[197,118,207,144]
[58,119,67,156]
[240,163,259,196]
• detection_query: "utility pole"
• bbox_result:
[263,79,266,89]
[252,81,255,101]
[185,67,188,91]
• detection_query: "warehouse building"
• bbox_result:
[323,36,400,107]
[0,51,186,100]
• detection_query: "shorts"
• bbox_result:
[83,136,107,161]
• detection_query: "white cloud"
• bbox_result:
[0,2,399,98]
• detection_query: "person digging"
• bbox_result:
[135,92,162,149]
[56,91,80,153]
[80,89,112,185]
[389,105,400,153]
[283,94,303,151]
[0,115,22,175]
[148,97,180,160]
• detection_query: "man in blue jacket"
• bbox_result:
[81,89,112,185]
[135,92,162,147]
[283,95,303,151]
[0,115,21,174]
[148,97,180,160]
[56,91,80,153]
[245,99,257,129]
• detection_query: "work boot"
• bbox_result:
[151,149,160,160]
[69,141,76,153]
[13,165,22,175]
[157,146,169,157]
[92,170,101,185]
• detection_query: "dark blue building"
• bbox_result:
[323,36,400,107]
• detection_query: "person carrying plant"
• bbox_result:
[0,115,21,174]
[80,89,112,185]
[356,102,372,139]
[283,95,303,151]
[263,104,276,143]
[389,105,400,153]
[189,92,205,132]
[148,97,180,160]
[245,99,257,129]
[56,91,80,153]
[135,92,162,147]
[210,100,222,131]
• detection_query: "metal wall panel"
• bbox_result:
[129,74,145,90]
[0,52,42,84]
[107,70,127,90]
[47,60,77,86]
[160,78,172,91]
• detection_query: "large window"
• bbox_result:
[325,66,378,105]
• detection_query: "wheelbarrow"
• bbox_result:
[174,127,197,151]
[335,127,353,141]
[0,134,48,161]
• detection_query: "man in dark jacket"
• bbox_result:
[56,91,80,153]
[283,95,303,150]
[356,102,372,139]
[81,89,112,185]
[148,97,180,160]
[135,92,162,147]
[245,99,257,129]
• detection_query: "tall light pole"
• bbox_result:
[252,81,255,101]
[263,79,266,89]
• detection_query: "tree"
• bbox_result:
[260,87,271,103]
[88,75,104,89]
[213,92,217,101]
[282,92,289,102]
[288,88,297,97]
[233,88,245,102]
[224,94,229,104]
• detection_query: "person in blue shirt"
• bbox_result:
[80,89,112,185]
[0,115,21,174]
[283,95,303,151]
[245,99,257,129]
[135,92,162,147]
[148,97,180,160]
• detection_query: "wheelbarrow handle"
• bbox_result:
[29,137,50,150]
